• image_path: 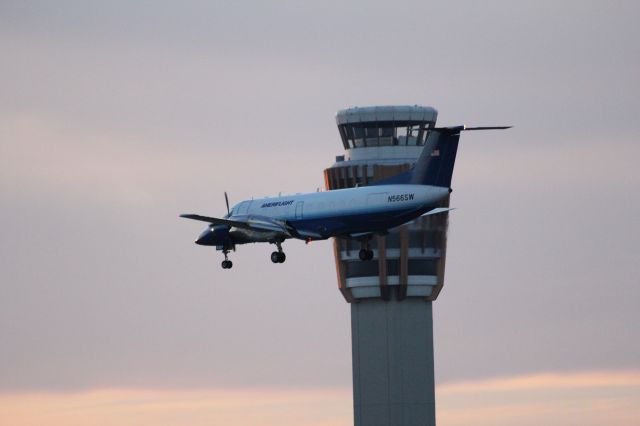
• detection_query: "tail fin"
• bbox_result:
[410,131,460,187]
[370,125,510,187]
[368,131,460,187]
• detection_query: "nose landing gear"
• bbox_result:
[221,249,233,269]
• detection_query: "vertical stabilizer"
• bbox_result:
[410,131,460,188]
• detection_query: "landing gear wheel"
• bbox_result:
[221,248,233,269]
[359,249,367,261]
[359,249,374,261]
[270,240,286,264]
[271,251,286,263]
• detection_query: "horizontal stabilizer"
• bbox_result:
[421,207,456,217]
[431,125,512,133]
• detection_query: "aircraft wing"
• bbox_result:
[180,214,253,229]
[180,214,292,235]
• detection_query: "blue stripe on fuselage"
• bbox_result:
[246,204,425,242]
[291,204,424,237]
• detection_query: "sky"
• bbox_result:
[1,0,639,424]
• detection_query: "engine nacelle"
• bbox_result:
[195,225,231,247]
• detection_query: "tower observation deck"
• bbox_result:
[325,105,450,303]
[324,105,450,426]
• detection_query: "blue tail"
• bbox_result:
[410,131,460,187]
[371,131,460,188]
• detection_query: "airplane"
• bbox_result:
[180,125,510,269]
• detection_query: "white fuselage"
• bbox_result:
[232,185,446,221]
[226,184,449,241]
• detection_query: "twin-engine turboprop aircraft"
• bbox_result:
[180,125,509,269]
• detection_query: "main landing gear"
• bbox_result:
[358,239,374,261]
[359,248,374,261]
[221,249,233,269]
[271,241,286,264]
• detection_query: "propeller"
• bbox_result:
[224,191,230,215]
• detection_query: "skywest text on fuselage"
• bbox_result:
[388,193,415,203]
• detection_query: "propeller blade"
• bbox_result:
[224,191,230,215]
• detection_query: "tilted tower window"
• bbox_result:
[345,260,379,278]
[338,121,433,149]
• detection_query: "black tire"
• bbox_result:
[366,250,374,260]
[221,260,227,269]
[271,251,280,263]
[359,249,368,261]
[227,260,233,269]
[278,252,286,263]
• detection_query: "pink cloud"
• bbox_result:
[1,371,639,425]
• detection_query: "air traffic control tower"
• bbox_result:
[324,105,450,426]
